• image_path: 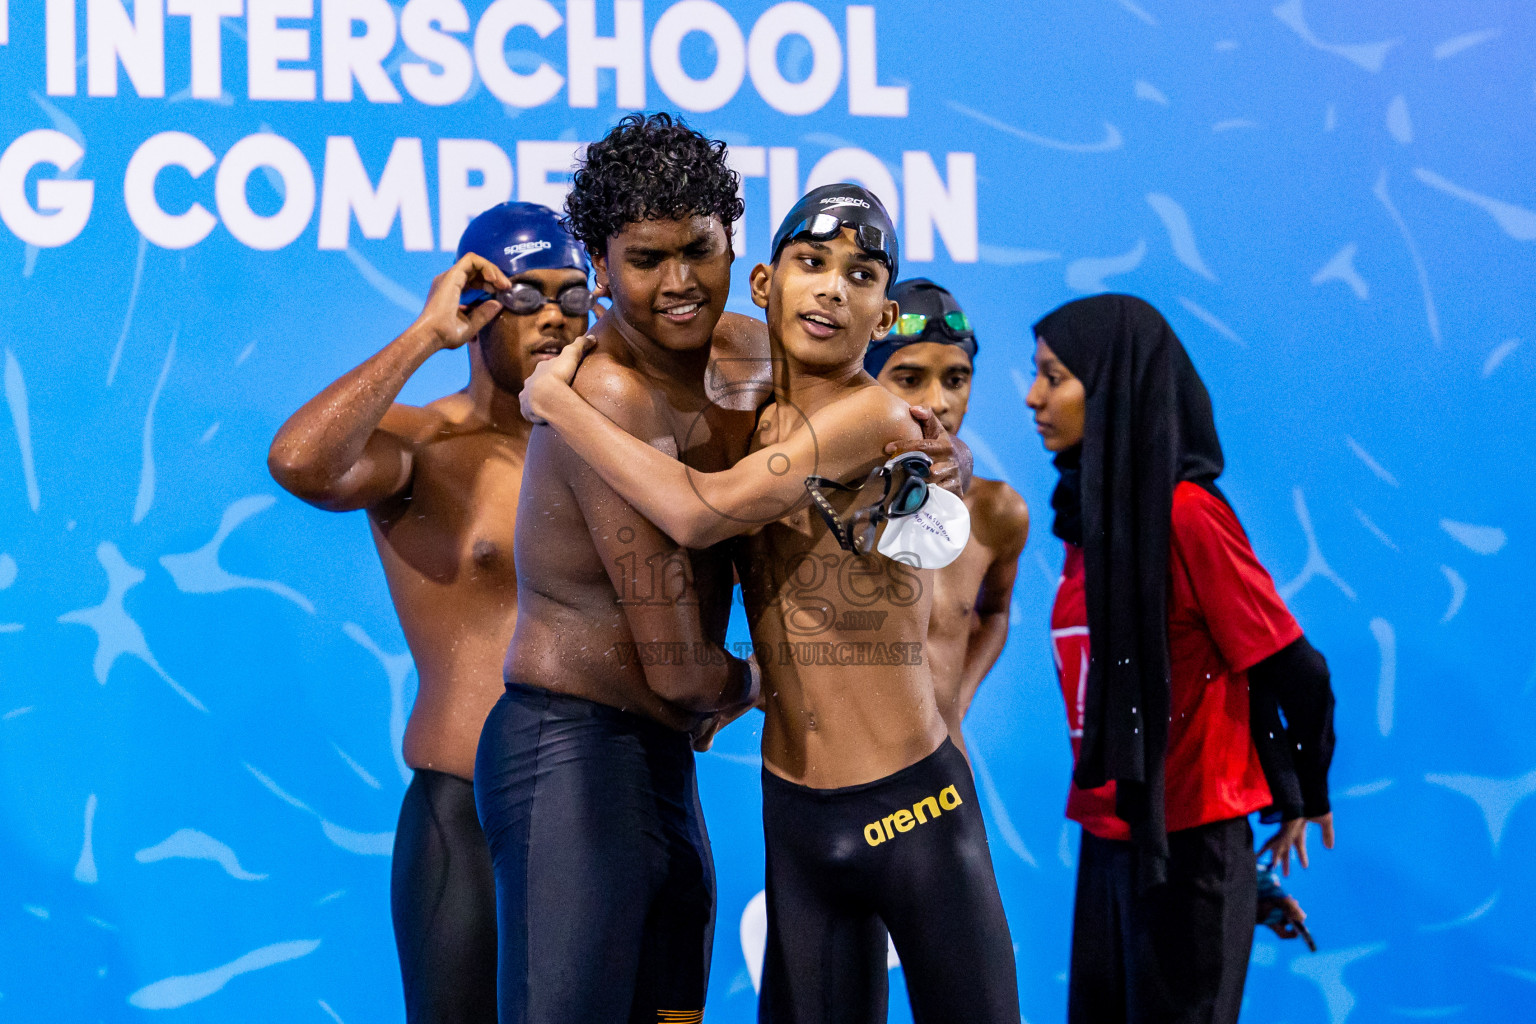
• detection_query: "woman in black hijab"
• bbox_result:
[1025,294,1336,1024]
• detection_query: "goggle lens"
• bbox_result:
[892,480,928,516]
[495,283,593,317]
[892,310,972,337]
[784,215,893,268]
[888,455,931,516]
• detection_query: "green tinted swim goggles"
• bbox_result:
[893,310,973,340]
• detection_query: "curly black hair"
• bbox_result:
[564,112,744,258]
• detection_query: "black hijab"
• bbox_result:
[1035,294,1224,887]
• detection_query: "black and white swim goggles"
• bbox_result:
[490,281,595,317]
[804,451,932,554]
[773,213,895,271]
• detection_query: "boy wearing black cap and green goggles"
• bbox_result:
[522,182,1021,1023]
[869,280,1031,752]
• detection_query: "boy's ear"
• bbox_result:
[593,253,609,292]
[871,294,899,340]
[749,262,773,310]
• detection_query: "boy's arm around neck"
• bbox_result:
[527,342,922,548]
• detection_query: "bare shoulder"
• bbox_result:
[569,350,661,433]
[835,382,923,443]
[711,311,770,360]
[381,399,455,444]
[708,313,773,406]
[969,477,1030,553]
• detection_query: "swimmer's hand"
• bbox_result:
[413,253,512,351]
[520,334,596,424]
[689,698,759,752]
[689,714,725,752]
[886,407,972,496]
[690,656,761,752]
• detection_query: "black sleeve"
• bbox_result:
[1247,635,1335,822]
[1249,679,1304,824]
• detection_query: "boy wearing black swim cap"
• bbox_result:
[268,201,594,1023]
[870,279,1030,750]
[522,182,1020,1023]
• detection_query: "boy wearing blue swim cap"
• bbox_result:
[870,279,1030,751]
[268,201,591,1024]
[522,182,1019,1023]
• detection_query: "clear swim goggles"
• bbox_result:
[491,281,594,317]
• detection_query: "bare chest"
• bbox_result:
[742,514,930,642]
[372,432,526,589]
[930,536,992,625]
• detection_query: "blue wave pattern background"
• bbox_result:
[1,1,1534,1021]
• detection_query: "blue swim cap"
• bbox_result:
[456,202,588,305]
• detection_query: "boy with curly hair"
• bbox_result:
[473,112,763,1024]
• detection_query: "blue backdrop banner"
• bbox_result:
[1,1,1533,1021]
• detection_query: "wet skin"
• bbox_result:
[524,230,970,788]
[503,215,762,733]
[742,235,941,787]
[876,342,1029,748]
[269,258,589,780]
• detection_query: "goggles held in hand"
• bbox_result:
[805,452,932,555]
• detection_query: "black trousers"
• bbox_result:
[1068,816,1256,1024]
[391,769,499,1024]
[474,682,714,1024]
[759,738,1019,1024]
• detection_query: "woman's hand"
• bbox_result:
[520,334,595,424]
[1259,893,1309,940]
[1260,812,1336,876]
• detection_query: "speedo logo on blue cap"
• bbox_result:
[504,240,552,257]
[820,196,870,209]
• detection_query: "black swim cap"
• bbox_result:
[864,278,978,376]
[770,182,899,289]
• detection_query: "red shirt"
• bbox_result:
[1051,482,1303,840]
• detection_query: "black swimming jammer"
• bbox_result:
[391,769,498,1023]
[473,681,714,1024]
[758,737,1020,1024]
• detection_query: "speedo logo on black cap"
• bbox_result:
[819,196,870,209]
[504,240,552,256]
